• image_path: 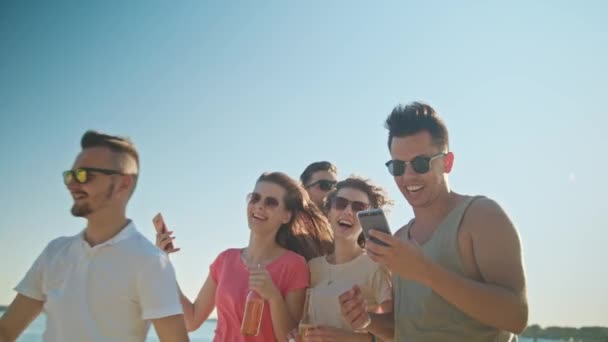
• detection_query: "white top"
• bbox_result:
[15,221,183,342]
[308,253,392,330]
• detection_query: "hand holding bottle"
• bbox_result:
[249,265,280,301]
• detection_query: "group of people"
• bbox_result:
[0,102,529,342]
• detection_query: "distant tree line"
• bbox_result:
[523,324,608,341]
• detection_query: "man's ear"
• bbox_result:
[444,152,454,173]
[118,174,134,195]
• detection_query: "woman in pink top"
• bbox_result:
[157,172,333,341]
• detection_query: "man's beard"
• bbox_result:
[71,202,93,217]
[70,184,114,217]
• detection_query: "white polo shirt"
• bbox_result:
[15,221,183,342]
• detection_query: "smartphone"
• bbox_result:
[152,213,174,251]
[357,209,392,247]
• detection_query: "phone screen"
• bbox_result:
[153,213,174,250]
[357,209,392,247]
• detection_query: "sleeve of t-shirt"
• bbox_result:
[209,250,229,284]
[137,254,184,320]
[14,242,52,301]
[283,254,310,293]
[371,265,392,306]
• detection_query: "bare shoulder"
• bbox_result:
[394,226,407,238]
[460,196,527,296]
[462,196,518,238]
[393,222,411,239]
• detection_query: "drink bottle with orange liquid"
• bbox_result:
[241,264,265,336]
[298,288,315,337]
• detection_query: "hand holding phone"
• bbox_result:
[153,213,177,252]
[357,209,392,247]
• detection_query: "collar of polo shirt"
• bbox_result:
[78,220,138,249]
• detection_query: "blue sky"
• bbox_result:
[1,0,606,328]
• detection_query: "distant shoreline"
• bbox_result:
[0,307,605,341]
[0,306,218,322]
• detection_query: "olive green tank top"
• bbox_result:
[393,196,517,342]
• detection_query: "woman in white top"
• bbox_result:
[292,176,393,342]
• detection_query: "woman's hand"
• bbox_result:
[249,267,281,301]
[155,231,180,254]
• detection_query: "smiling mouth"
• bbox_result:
[406,185,424,193]
[252,213,267,221]
[338,219,353,229]
[72,193,87,200]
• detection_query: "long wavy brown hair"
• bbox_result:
[257,172,334,261]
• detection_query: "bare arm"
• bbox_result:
[367,198,528,334]
[0,294,43,342]
[180,275,216,332]
[155,232,216,332]
[151,314,189,342]
[367,282,394,340]
[269,288,304,342]
[422,199,528,333]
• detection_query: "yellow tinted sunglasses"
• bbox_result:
[62,167,124,185]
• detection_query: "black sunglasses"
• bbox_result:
[331,196,370,213]
[385,153,446,176]
[247,192,281,209]
[62,167,124,185]
[305,179,337,192]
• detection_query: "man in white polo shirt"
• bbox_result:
[0,131,189,342]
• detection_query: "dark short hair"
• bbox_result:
[325,175,393,248]
[300,161,337,185]
[80,130,139,193]
[385,102,449,151]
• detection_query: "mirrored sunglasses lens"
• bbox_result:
[63,171,73,185]
[75,169,88,183]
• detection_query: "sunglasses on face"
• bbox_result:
[305,179,337,192]
[248,192,281,209]
[385,152,446,176]
[331,196,370,213]
[62,167,124,185]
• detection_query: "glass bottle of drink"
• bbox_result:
[298,288,314,337]
[241,264,265,336]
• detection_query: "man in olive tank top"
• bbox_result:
[339,102,528,341]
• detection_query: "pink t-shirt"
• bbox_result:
[210,248,309,342]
